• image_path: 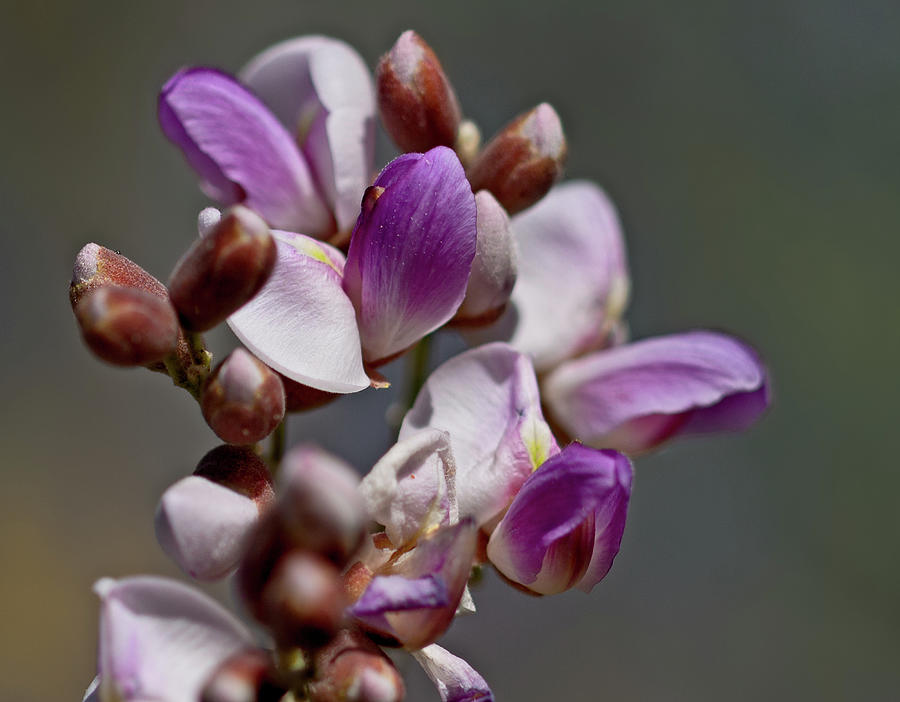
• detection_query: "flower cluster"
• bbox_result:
[71,30,770,702]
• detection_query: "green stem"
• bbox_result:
[405,334,433,413]
[268,420,286,474]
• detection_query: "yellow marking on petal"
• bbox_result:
[283,237,342,274]
[522,417,552,471]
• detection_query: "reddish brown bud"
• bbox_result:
[260,551,346,649]
[74,286,179,366]
[236,511,292,620]
[279,446,367,567]
[193,444,275,504]
[468,103,566,214]
[376,30,461,153]
[200,649,286,702]
[308,629,406,702]
[279,372,339,412]
[169,205,276,332]
[70,243,168,308]
[201,349,286,444]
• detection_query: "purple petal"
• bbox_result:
[400,343,559,527]
[343,147,477,363]
[154,476,262,581]
[241,36,376,232]
[360,429,458,548]
[351,574,448,617]
[413,645,495,702]
[486,444,632,595]
[159,68,333,235]
[357,520,477,650]
[227,230,369,393]
[94,576,253,702]
[486,181,629,371]
[543,330,770,453]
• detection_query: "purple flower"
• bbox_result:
[84,576,253,702]
[543,330,771,454]
[160,36,375,237]
[486,443,632,595]
[480,181,770,453]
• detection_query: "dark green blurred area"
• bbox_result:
[1,0,897,699]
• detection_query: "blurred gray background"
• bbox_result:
[1,0,898,699]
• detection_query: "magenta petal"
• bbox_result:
[400,343,559,527]
[159,68,332,236]
[94,576,253,702]
[413,645,495,702]
[543,330,770,453]
[502,181,629,371]
[343,147,477,363]
[487,444,632,595]
[241,37,375,232]
[227,231,369,393]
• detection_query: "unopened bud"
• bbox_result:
[74,286,178,366]
[169,206,277,332]
[237,511,291,620]
[201,349,286,444]
[155,445,275,581]
[376,30,461,153]
[279,372,339,412]
[70,242,168,308]
[200,648,286,702]
[260,551,346,649]
[279,445,367,566]
[468,103,566,214]
[308,629,406,702]
[453,190,518,326]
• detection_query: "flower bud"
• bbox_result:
[169,205,277,332]
[155,445,275,581]
[259,551,346,649]
[376,30,461,153]
[467,103,566,214]
[308,629,406,702]
[452,190,517,326]
[70,242,168,308]
[74,286,179,366]
[201,349,286,444]
[278,445,368,567]
[200,649,286,702]
[236,511,291,620]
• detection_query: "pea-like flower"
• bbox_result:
[482,180,770,453]
[160,39,477,392]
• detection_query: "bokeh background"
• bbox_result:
[2,0,898,699]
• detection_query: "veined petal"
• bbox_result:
[495,181,629,371]
[159,68,332,235]
[94,576,253,702]
[343,147,477,363]
[486,444,632,595]
[413,645,495,702]
[543,330,770,453]
[241,37,376,232]
[227,231,369,393]
[400,343,559,527]
[359,429,458,549]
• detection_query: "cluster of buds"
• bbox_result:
[74,28,770,702]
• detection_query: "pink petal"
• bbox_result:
[400,343,558,527]
[227,231,370,393]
